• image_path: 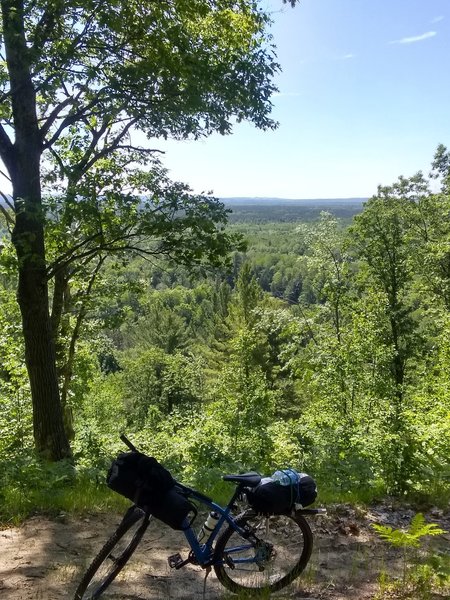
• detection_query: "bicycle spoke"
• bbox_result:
[74,509,149,600]
[214,513,313,594]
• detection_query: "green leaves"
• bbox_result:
[25,0,280,151]
[44,154,245,284]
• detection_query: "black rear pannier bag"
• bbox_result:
[106,451,175,507]
[247,473,317,515]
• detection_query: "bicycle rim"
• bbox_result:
[74,508,149,600]
[213,512,313,594]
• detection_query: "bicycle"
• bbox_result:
[74,435,326,599]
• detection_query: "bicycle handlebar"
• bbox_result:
[120,433,138,452]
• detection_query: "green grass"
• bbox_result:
[317,482,385,506]
[0,476,129,526]
[317,480,450,510]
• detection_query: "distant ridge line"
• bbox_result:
[221,197,367,205]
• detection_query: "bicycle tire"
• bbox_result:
[213,510,313,595]
[74,507,150,600]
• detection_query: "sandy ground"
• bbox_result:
[0,504,448,600]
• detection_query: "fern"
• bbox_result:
[373,512,448,593]
[372,513,446,549]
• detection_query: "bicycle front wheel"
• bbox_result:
[74,506,150,600]
[213,511,313,595]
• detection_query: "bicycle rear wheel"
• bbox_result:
[74,506,150,600]
[213,511,313,595]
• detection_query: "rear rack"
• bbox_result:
[295,507,327,515]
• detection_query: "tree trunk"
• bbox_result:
[59,258,105,440]
[2,0,70,460]
[51,267,75,441]
[14,218,71,459]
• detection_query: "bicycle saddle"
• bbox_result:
[222,472,262,487]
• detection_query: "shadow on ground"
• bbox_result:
[0,504,448,599]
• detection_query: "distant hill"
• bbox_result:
[1,194,367,208]
[221,197,367,223]
[0,195,367,227]
[221,197,367,206]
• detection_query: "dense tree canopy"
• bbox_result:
[1,147,450,521]
[0,0,292,459]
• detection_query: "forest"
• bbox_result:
[1,147,450,521]
[0,1,448,597]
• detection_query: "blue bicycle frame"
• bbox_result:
[174,481,252,567]
[118,432,257,569]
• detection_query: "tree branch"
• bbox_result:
[0,190,14,211]
[47,231,103,279]
[47,228,161,279]
[60,253,106,410]
[39,95,76,141]
[48,147,70,179]
[42,93,107,149]
[0,203,15,230]
[78,117,137,173]
[0,124,14,173]
[31,0,66,55]
[114,145,165,155]
[0,167,11,182]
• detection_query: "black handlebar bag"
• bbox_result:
[150,487,197,530]
[106,451,174,507]
[106,451,195,530]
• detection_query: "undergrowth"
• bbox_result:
[0,456,128,525]
[373,513,449,600]
[0,444,448,525]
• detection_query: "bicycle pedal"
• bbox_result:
[168,553,185,569]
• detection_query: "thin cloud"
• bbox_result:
[272,92,303,98]
[389,31,437,44]
[333,53,355,60]
[431,16,444,24]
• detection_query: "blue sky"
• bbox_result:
[1,1,447,200]
[158,0,450,199]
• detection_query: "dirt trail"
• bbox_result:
[0,504,448,599]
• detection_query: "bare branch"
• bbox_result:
[0,167,11,182]
[47,231,103,279]
[115,145,165,155]
[0,124,14,172]
[79,117,137,173]
[47,229,156,279]
[42,93,107,149]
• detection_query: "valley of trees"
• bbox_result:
[1,147,450,513]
